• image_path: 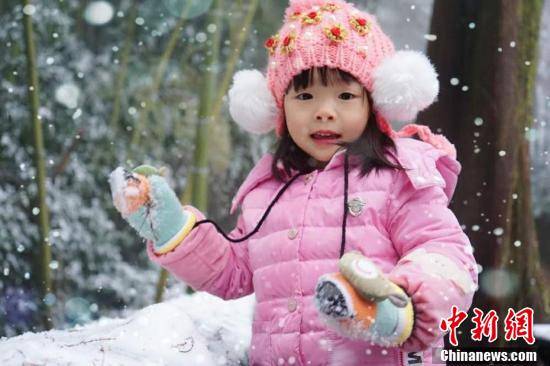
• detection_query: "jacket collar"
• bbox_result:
[230,138,462,214]
[276,148,352,177]
[230,149,352,214]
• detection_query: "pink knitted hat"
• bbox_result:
[228,0,456,159]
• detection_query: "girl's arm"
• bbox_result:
[386,169,478,351]
[147,205,254,300]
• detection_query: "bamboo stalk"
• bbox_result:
[190,0,225,212]
[22,0,53,329]
[109,3,138,132]
[211,0,259,119]
[206,0,258,174]
[154,269,169,303]
[131,2,193,146]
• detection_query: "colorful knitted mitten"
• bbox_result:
[314,251,414,347]
[109,165,196,254]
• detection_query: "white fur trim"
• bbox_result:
[372,50,439,122]
[228,69,277,134]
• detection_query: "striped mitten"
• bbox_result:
[109,165,196,254]
[314,251,414,346]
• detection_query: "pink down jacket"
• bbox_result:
[147,137,478,366]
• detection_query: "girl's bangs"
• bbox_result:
[288,67,358,93]
[288,67,367,100]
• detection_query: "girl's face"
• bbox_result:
[284,71,370,168]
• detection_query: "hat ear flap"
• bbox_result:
[371,50,439,123]
[228,69,277,135]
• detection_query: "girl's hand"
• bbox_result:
[109,165,196,254]
[314,251,414,346]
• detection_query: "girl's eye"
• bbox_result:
[296,93,313,100]
[339,92,356,100]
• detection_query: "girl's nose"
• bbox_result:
[315,105,335,121]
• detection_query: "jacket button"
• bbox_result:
[347,197,366,217]
[287,228,298,239]
[287,298,298,312]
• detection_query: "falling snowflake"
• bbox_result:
[84,1,114,25]
[55,83,80,109]
[493,227,504,236]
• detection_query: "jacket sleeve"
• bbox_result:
[147,205,253,300]
[386,169,478,351]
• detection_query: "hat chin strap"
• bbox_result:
[375,112,456,159]
[392,124,457,160]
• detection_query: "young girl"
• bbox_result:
[110,0,478,364]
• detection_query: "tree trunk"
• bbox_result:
[424,0,549,346]
[22,0,53,330]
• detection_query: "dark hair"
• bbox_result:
[271,66,405,181]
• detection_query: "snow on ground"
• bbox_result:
[0,292,255,365]
[2,295,549,365]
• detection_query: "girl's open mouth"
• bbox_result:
[311,131,341,144]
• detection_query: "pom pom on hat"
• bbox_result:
[372,50,439,122]
[228,69,277,134]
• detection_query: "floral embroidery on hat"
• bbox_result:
[350,17,370,36]
[324,24,347,42]
[302,11,322,25]
[280,33,297,55]
[264,34,279,56]
[289,10,302,21]
[321,3,340,12]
